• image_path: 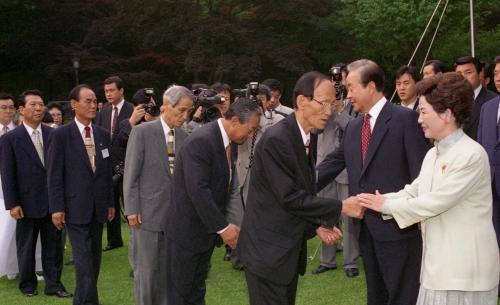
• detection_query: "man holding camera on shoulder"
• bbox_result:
[123,85,194,305]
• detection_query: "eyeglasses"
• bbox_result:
[310,98,334,112]
[0,105,15,111]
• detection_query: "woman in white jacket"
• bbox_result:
[359,72,499,305]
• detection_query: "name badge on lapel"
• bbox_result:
[102,148,110,159]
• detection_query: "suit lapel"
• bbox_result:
[360,103,391,177]
[93,127,104,173]
[287,115,313,190]
[492,99,500,146]
[155,120,170,176]
[41,125,50,157]
[17,125,44,168]
[70,122,94,175]
[213,122,230,186]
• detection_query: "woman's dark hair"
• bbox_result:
[416,72,473,126]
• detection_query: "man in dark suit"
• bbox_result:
[238,72,365,305]
[455,56,498,141]
[317,59,430,305]
[478,94,500,249]
[0,90,70,298]
[47,84,114,305]
[94,76,134,251]
[166,98,262,305]
[124,85,193,305]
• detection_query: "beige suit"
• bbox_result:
[384,130,499,291]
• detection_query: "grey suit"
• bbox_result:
[123,119,187,305]
[316,102,360,270]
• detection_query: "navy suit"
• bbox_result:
[464,86,498,141]
[47,121,113,305]
[317,102,430,305]
[166,121,232,304]
[0,124,65,294]
[477,95,500,248]
[94,101,133,248]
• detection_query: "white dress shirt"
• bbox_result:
[1,121,16,136]
[160,116,174,146]
[296,118,310,146]
[23,122,43,146]
[110,99,125,127]
[74,118,94,144]
[367,97,387,130]
[474,85,482,100]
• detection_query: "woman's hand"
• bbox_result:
[357,190,386,212]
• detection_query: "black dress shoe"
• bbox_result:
[46,290,73,298]
[311,265,337,274]
[23,290,38,297]
[103,244,122,252]
[345,268,359,278]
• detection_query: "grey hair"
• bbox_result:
[163,85,194,106]
[224,97,262,123]
[347,59,385,92]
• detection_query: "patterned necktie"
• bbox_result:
[167,129,175,174]
[111,106,118,139]
[84,126,96,172]
[361,113,372,163]
[32,129,44,166]
[304,138,310,156]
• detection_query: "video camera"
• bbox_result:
[141,88,160,116]
[328,66,347,101]
[192,88,225,123]
[231,82,260,101]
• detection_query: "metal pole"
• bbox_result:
[470,0,475,57]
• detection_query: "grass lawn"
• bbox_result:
[12,222,498,305]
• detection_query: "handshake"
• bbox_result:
[316,196,365,245]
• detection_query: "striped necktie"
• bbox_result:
[84,126,96,172]
[167,129,175,174]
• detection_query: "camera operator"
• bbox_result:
[311,63,361,278]
[183,83,231,134]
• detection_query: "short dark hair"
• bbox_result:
[262,78,282,93]
[103,76,124,90]
[347,59,385,92]
[396,65,420,82]
[68,84,92,101]
[495,56,500,65]
[423,60,445,74]
[454,56,482,74]
[210,82,232,94]
[416,72,473,126]
[47,102,63,113]
[292,71,330,108]
[18,89,43,107]
[224,97,262,123]
[42,112,54,124]
[0,92,14,101]
[257,84,271,100]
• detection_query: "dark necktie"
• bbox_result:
[361,113,372,163]
[111,106,118,138]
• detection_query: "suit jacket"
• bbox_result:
[0,124,52,218]
[166,121,232,253]
[95,101,134,167]
[47,121,113,224]
[317,102,430,241]
[238,114,342,285]
[478,96,500,196]
[464,87,498,141]
[384,131,499,291]
[123,119,187,232]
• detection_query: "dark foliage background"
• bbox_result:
[0,0,498,106]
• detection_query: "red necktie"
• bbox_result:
[361,113,371,163]
[111,106,118,138]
